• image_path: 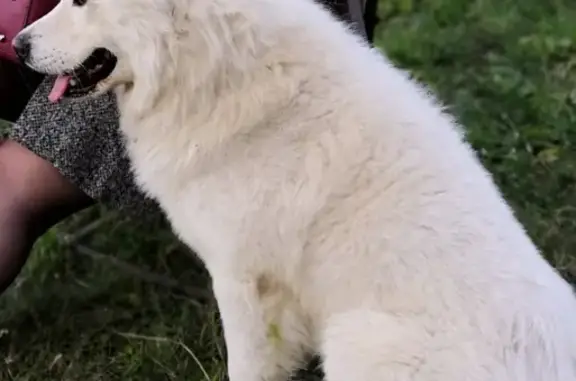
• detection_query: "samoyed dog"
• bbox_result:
[14,0,576,379]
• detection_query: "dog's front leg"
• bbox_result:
[212,274,304,381]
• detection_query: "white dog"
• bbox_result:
[15,0,576,379]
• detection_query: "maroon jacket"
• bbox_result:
[0,0,59,62]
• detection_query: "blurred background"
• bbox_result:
[1,0,576,379]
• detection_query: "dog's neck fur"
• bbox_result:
[118,0,310,115]
[114,0,377,196]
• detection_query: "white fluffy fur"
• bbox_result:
[18,0,576,379]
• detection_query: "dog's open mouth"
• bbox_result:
[48,48,117,103]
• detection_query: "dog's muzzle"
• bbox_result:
[49,48,118,103]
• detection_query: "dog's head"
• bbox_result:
[14,0,293,108]
[13,0,182,102]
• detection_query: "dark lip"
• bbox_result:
[64,48,117,98]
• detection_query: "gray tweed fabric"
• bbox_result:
[11,0,365,215]
[12,80,160,214]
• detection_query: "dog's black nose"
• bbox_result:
[12,34,31,62]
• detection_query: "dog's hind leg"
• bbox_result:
[212,273,312,381]
[321,311,479,381]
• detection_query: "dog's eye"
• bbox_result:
[72,0,87,6]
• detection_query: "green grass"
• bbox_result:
[2,0,576,378]
[0,120,10,137]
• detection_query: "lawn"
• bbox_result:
[1,0,576,379]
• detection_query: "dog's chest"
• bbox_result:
[121,121,316,263]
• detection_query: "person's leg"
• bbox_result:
[0,57,162,293]
[0,140,93,292]
[1,75,164,293]
[0,60,96,292]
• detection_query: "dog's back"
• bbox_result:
[292,45,576,379]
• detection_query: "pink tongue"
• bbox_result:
[48,75,72,103]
